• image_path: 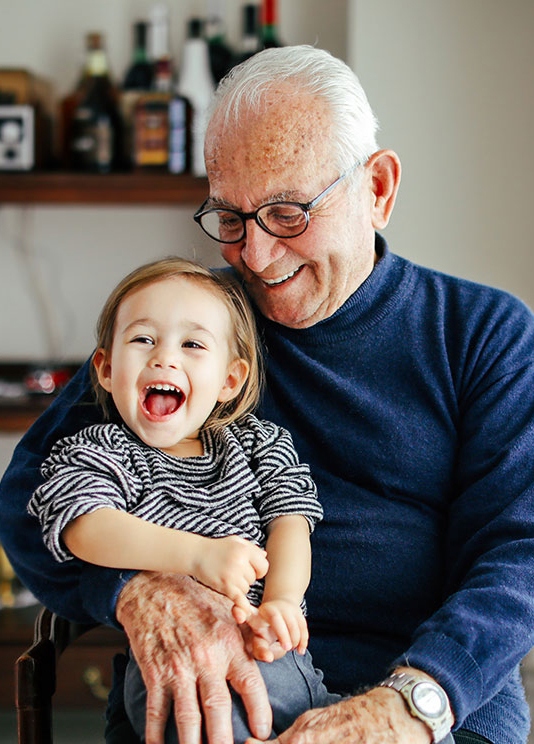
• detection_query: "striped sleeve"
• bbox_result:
[232,415,323,531]
[28,424,142,562]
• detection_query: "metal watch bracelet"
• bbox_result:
[378,671,454,743]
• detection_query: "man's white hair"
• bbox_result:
[210,45,380,174]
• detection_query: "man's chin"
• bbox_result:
[255,296,318,329]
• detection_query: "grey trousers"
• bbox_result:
[124,649,341,743]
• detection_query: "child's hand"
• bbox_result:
[258,599,309,655]
[192,535,269,618]
[237,599,309,661]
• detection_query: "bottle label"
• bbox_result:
[134,97,169,167]
[71,115,114,169]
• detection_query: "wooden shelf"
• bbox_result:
[0,171,208,205]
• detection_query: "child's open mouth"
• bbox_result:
[142,384,185,418]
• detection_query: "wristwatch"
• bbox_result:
[378,671,454,742]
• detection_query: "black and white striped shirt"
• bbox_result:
[29,414,323,608]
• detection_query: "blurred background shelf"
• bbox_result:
[0,172,208,205]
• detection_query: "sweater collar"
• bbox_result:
[257,233,412,345]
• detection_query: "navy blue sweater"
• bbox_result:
[2,235,534,743]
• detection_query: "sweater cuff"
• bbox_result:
[391,631,483,729]
[79,563,138,629]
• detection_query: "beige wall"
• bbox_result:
[0,0,348,365]
[0,0,348,469]
[348,0,534,307]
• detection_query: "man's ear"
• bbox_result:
[365,149,401,230]
[93,348,113,393]
[218,358,250,403]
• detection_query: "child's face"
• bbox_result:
[93,276,248,456]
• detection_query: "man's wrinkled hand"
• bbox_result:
[245,686,432,744]
[116,571,273,744]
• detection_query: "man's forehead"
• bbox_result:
[205,93,333,193]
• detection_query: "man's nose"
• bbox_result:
[240,220,286,274]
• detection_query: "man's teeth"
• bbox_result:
[263,268,299,286]
[149,384,180,392]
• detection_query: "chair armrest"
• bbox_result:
[15,607,99,744]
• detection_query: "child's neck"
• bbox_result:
[160,437,204,458]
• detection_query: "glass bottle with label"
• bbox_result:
[69,33,123,172]
[121,21,154,168]
[132,3,174,169]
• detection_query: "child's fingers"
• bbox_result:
[249,545,269,580]
[232,605,248,624]
[259,606,292,651]
[297,615,309,654]
[230,590,255,620]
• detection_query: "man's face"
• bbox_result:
[204,90,377,329]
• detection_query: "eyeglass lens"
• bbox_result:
[199,202,308,242]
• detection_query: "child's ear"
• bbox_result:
[93,348,113,393]
[218,358,250,403]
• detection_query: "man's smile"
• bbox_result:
[260,266,304,287]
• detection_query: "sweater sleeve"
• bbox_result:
[29,425,140,563]
[0,359,135,628]
[393,294,534,729]
[239,415,324,530]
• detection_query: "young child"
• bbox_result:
[29,257,339,743]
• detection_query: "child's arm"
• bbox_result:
[62,508,268,617]
[236,514,311,660]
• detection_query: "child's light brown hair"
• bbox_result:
[90,257,264,430]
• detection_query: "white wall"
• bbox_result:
[348,0,534,307]
[0,0,348,469]
[0,0,348,365]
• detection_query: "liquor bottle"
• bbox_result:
[132,4,173,170]
[149,3,173,93]
[58,37,92,168]
[121,21,154,167]
[205,0,234,83]
[69,32,123,172]
[235,4,260,65]
[123,21,154,90]
[260,0,282,49]
[176,19,215,177]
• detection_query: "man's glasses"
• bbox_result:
[193,164,360,244]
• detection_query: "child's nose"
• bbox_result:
[149,348,180,369]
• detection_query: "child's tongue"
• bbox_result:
[145,391,181,417]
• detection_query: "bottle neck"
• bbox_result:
[180,39,214,83]
[260,0,279,46]
[132,22,149,64]
[86,49,108,76]
[261,0,277,26]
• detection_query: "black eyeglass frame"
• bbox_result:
[193,163,360,244]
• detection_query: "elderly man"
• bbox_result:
[1,46,534,744]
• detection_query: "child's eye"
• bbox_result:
[131,336,154,345]
[183,340,205,350]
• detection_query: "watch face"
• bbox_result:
[411,682,447,719]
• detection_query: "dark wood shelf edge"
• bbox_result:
[0,171,208,205]
[0,403,51,432]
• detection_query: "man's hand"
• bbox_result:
[116,571,272,744]
[245,686,432,744]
